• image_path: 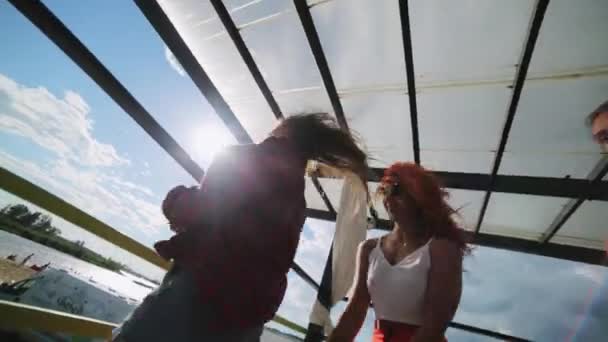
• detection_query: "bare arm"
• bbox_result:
[412,239,463,342]
[328,239,375,342]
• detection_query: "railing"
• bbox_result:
[0,300,116,339]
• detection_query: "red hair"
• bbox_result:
[380,162,470,255]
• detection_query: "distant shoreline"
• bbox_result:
[1,204,124,272]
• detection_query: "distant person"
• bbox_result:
[588,100,608,152]
[113,113,370,341]
[329,163,468,342]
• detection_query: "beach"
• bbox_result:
[0,258,35,283]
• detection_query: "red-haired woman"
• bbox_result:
[329,162,468,342]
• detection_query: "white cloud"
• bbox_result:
[0,74,168,246]
[294,219,335,282]
[0,151,165,240]
[0,74,127,167]
[164,46,186,77]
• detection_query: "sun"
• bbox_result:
[189,122,236,166]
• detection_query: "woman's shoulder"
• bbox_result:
[359,238,379,255]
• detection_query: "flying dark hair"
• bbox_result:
[271,113,370,193]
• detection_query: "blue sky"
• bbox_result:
[0,1,607,341]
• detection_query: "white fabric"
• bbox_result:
[308,173,368,334]
[367,237,432,326]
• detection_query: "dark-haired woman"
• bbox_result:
[329,163,468,342]
[114,113,369,341]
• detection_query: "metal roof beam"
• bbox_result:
[135,0,253,144]
[209,0,283,120]
[475,0,550,233]
[360,168,608,200]
[305,208,606,266]
[209,0,337,218]
[398,0,421,164]
[294,0,349,132]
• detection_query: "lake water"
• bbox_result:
[0,230,157,301]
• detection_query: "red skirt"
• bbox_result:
[372,320,447,342]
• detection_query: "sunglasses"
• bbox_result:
[379,182,402,198]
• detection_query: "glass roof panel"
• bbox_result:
[341,93,414,168]
[410,0,533,85]
[238,9,325,91]
[552,200,606,250]
[225,0,292,28]
[43,0,238,168]
[418,85,510,152]
[527,0,608,76]
[310,0,406,91]
[158,0,277,142]
[0,1,192,257]
[234,6,335,116]
[421,151,494,174]
[275,88,334,117]
[481,194,569,239]
[502,74,608,177]
[448,190,485,232]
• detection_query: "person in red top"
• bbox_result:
[113,113,369,341]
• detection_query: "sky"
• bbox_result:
[0,1,607,341]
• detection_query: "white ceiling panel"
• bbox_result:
[341,93,414,168]
[418,85,511,151]
[552,200,607,250]
[528,0,608,75]
[481,193,570,240]
[507,77,608,154]
[318,178,344,211]
[158,1,277,141]
[447,190,485,231]
[305,176,327,211]
[410,0,533,85]
[226,98,276,142]
[421,151,494,174]
[239,10,326,91]
[274,88,333,117]
[502,76,608,177]
[225,0,292,28]
[310,0,406,91]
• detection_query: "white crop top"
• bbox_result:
[367,237,432,326]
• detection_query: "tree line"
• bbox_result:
[0,203,124,272]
